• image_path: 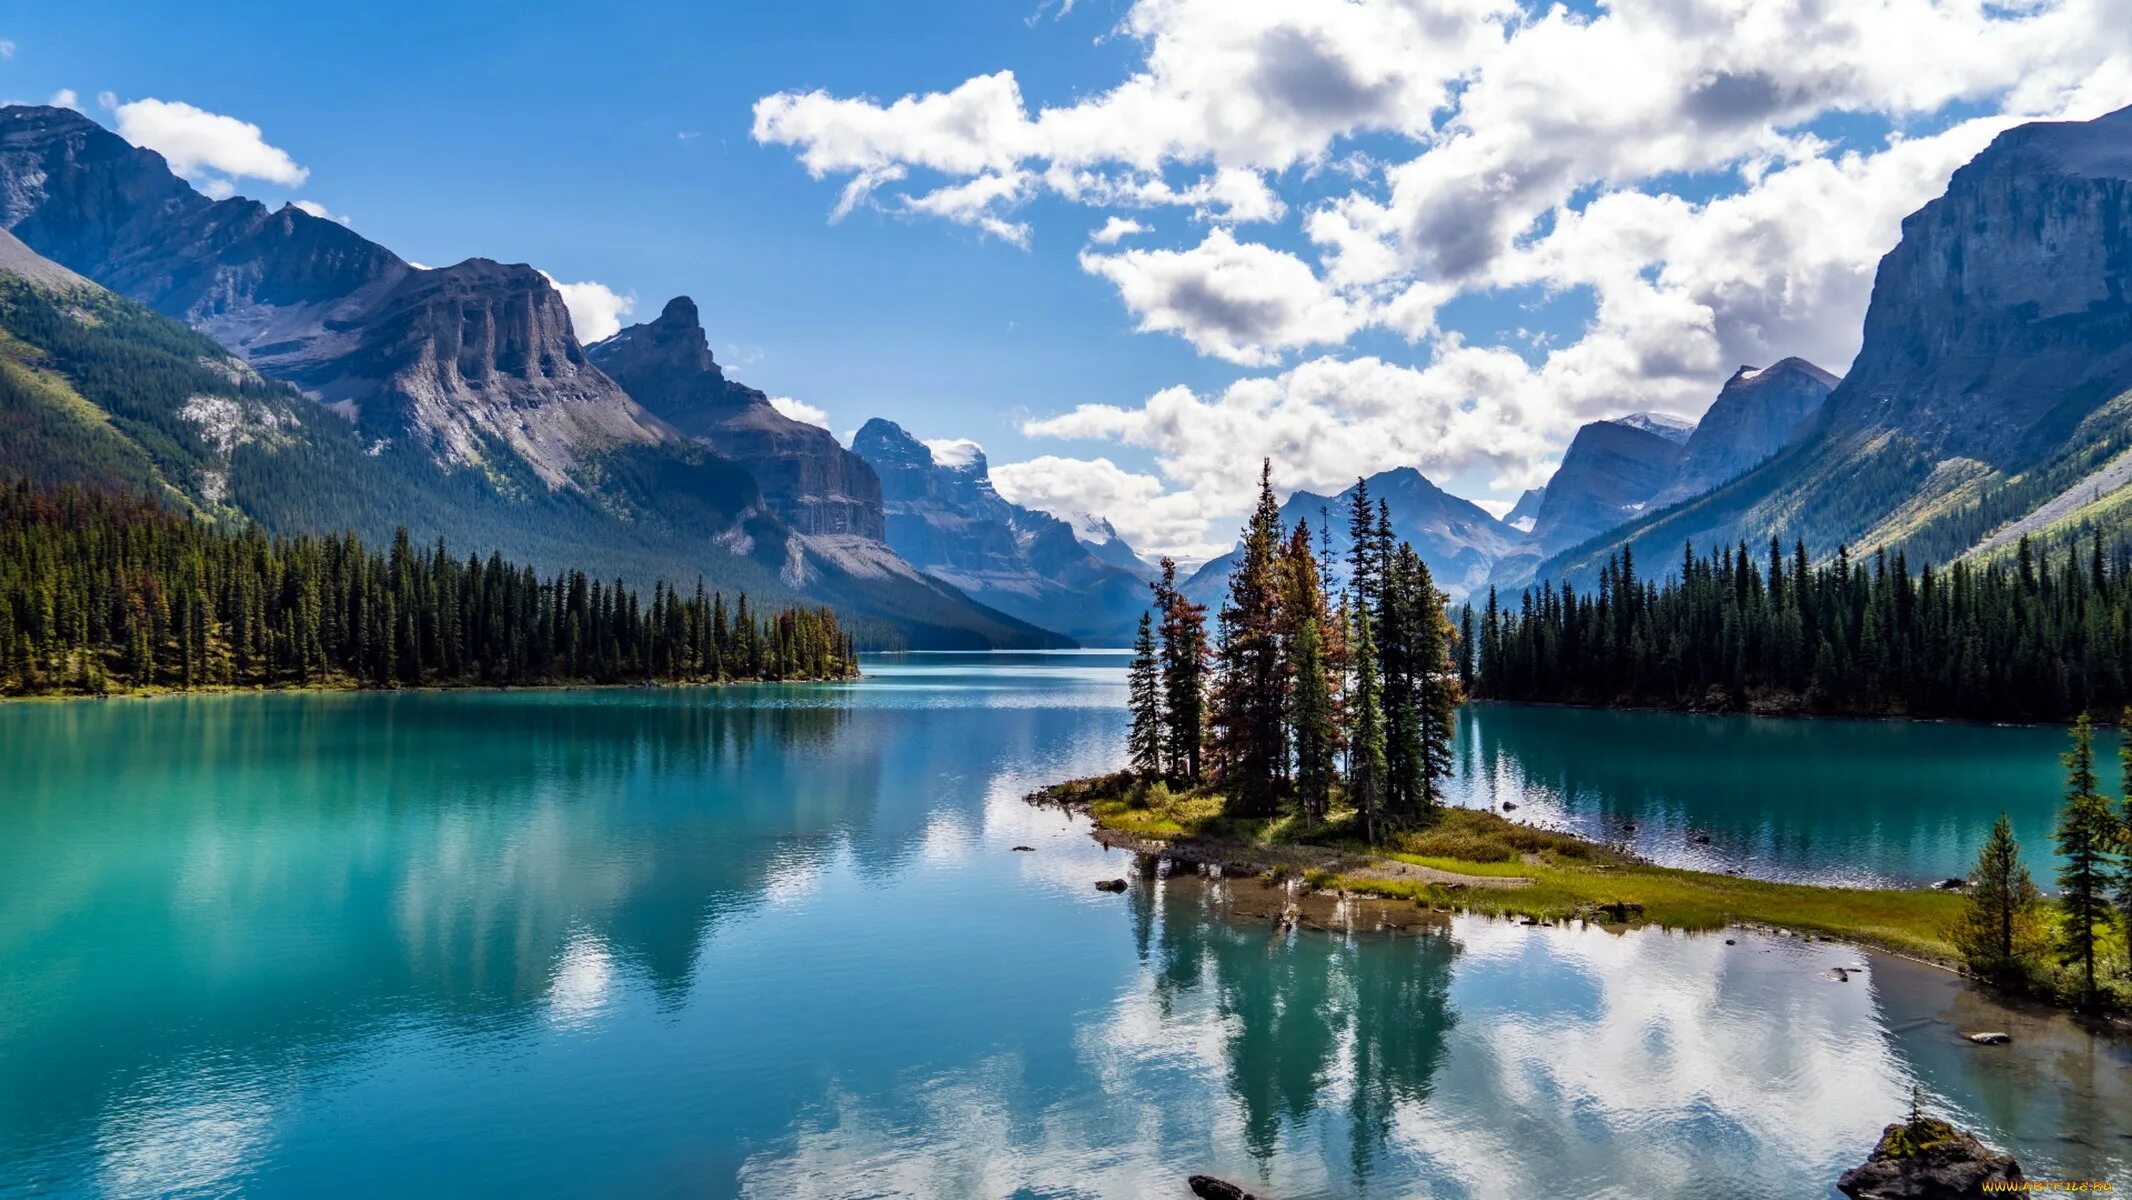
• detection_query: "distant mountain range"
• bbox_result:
[0,103,1056,649]
[851,419,1153,645]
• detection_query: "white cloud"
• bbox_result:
[1079,228,1372,365]
[48,89,78,110]
[103,96,309,194]
[1087,216,1149,245]
[924,438,984,469]
[0,41,14,59]
[991,455,1225,562]
[537,271,636,343]
[758,0,2132,530]
[769,396,831,428]
[289,199,350,226]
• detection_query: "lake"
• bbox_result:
[1,653,2125,1198]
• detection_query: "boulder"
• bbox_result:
[1188,1176,1259,1200]
[1966,1032,2011,1046]
[1837,1118,2022,1198]
[1094,879,1128,893]
[1934,878,1968,891]
[1010,845,1034,852]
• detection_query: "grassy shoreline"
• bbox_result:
[1028,773,2127,1012]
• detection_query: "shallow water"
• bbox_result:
[0,653,2123,1198]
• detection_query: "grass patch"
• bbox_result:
[1033,773,1968,961]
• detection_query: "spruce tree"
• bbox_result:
[1127,611,1164,779]
[1218,461,1288,816]
[1289,612,1335,824]
[1350,607,1388,844]
[2054,712,2116,1007]
[1151,557,1208,783]
[1952,814,2044,983]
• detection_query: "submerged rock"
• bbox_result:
[1094,879,1128,893]
[1837,1118,2022,1198]
[1966,1032,2011,1046]
[1188,1176,1259,1200]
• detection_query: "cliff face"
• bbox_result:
[1834,109,2132,460]
[0,104,656,490]
[852,418,1151,644]
[588,296,885,538]
[1528,417,1689,555]
[1532,103,2132,588]
[1657,358,1837,505]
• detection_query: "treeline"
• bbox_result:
[1471,535,2132,721]
[0,482,857,696]
[1128,465,1459,840]
[1955,713,2131,1012]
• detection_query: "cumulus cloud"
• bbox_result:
[1080,229,1371,365]
[537,271,636,342]
[923,438,984,469]
[770,396,831,428]
[1087,216,1149,245]
[48,89,78,110]
[103,96,309,194]
[991,455,1224,562]
[757,0,2132,544]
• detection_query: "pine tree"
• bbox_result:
[1951,813,2045,983]
[1289,612,1335,825]
[1127,611,1164,779]
[1350,607,1388,844]
[1151,557,1208,783]
[1218,461,1288,816]
[2054,713,2117,1007]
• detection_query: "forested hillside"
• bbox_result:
[0,483,856,696]
[1473,535,2132,722]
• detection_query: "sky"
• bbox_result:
[5,0,2132,562]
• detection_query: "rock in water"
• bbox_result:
[1094,879,1128,893]
[1837,1118,2022,1198]
[1187,1176,1259,1200]
[1966,1032,2011,1046]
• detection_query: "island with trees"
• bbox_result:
[1037,465,2132,1016]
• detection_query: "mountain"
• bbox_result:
[1503,486,1546,534]
[1532,103,2132,588]
[587,296,882,538]
[1525,415,1690,556]
[0,103,1053,649]
[1064,512,1157,579]
[1182,466,1523,608]
[850,418,1149,644]
[1653,358,1838,506]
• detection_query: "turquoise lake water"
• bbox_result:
[0,653,2125,1197]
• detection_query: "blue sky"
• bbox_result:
[4,1,2128,560]
[0,1,1249,466]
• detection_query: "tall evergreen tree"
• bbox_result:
[1127,610,1164,779]
[1951,813,2045,983]
[1151,557,1209,783]
[2054,713,2117,1007]
[1350,607,1388,844]
[1217,462,1289,816]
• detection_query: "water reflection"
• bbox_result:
[0,659,2126,1199]
[1450,704,2114,886]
